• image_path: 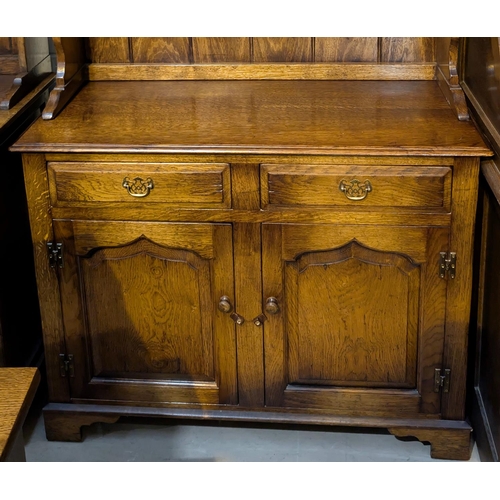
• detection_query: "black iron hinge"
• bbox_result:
[59,354,75,377]
[434,368,451,393]
[439,252,456,279]
[48,242,64,269]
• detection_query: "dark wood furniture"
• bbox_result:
[0,367,40,461]
[462,37,500,462]
[0,39,53,367]
[0,37,52,110]
[12,37,492,460]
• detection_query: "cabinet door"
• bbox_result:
[263,223,449,417]
[54,220,237,406]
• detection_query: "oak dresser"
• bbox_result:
[11,37,493,460]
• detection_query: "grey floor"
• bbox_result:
[22,409,481,462]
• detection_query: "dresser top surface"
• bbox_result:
[13,80,492,156]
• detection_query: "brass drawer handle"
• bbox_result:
[122,176,154,198]
[339,179,372,201]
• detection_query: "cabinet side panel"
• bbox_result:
[442,157,481,419]
[22,154,70,401]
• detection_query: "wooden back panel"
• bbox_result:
[87,37,436,64]
[0,37,22,75]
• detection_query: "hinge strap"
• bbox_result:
[439,252,456,279]
[48,242,64,269]
[59,354,74,377]
[434,368,451,392]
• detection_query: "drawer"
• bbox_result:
[47,162,231,208]
[261,164,452,211]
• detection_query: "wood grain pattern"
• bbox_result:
[54,220,237,405]
[230,163,260,210]
[80,37,440,65]
[0,368,40,460]
[47,162,231,209]
[233,223,264,407]
[388,427,472,460]
[15,37,26,72]
[14,81,491,157]
[193,38,250,63]
[0,38,13,55]
[315,38,378,62]
[88,37,130,63]
[44,409,119,442]
[11,37,19,55]
[44,153,456,166]
[280,224,429,262]
[280,387,422,416]
[0,55,21,75]
[290,242,419,387]
[132,38,191,63]
[88,63,436,82]
[253,38,312,62]
[380,38,435,62]
[72,220,216,259]
[416,227,450,414]
[263,223,447,416]
[262,164,452,211]
[83,241,214,379]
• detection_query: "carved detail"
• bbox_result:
[298,240,418,275]
[388,426,472,460]
[44,409,119,442]
[42,37,88,120]
[436,37,469,121]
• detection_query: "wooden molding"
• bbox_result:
[88,62,436,82]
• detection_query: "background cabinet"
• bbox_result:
[0,38,53,367]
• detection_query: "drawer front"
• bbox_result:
[261,164,452,211]
[48,162,231,208]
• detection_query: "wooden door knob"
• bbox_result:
[265,297,280,315]
[218,296,233,313]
